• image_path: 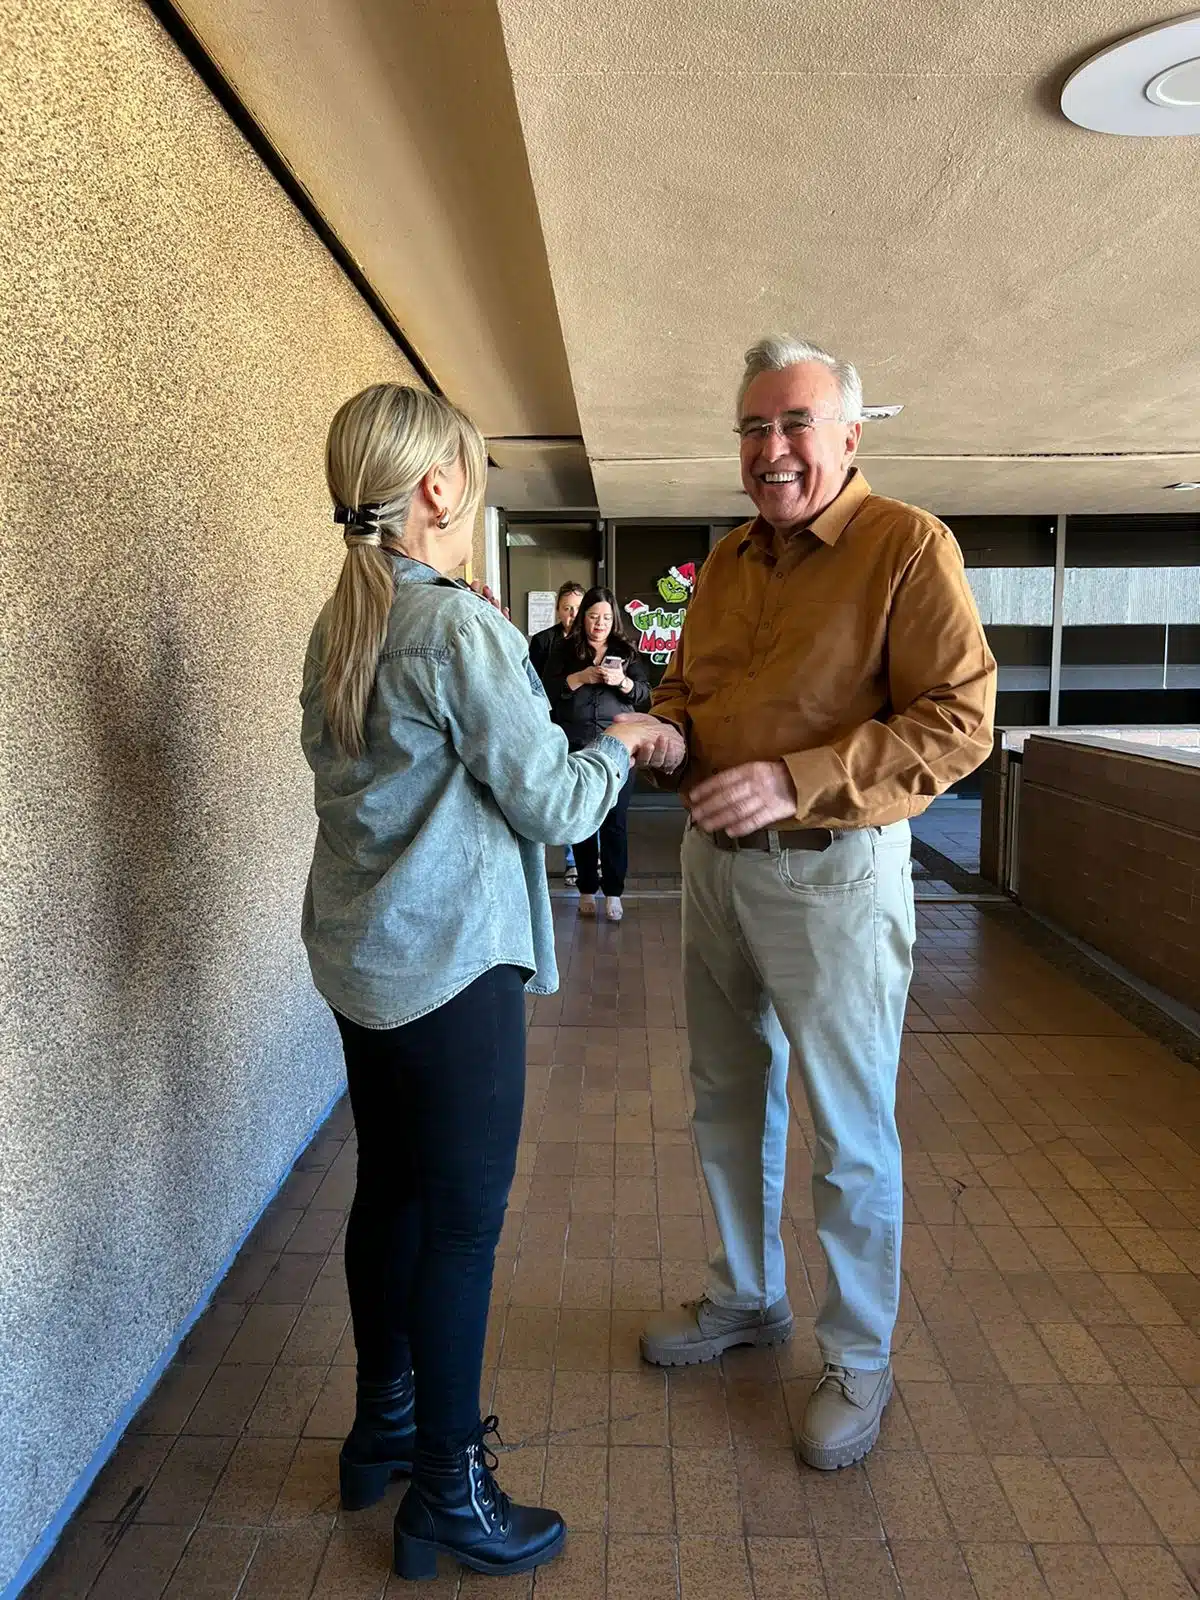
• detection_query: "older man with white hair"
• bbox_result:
[625,336,996,1471]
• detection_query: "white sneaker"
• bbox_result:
[578,894,597,918]
[606,896,624,922]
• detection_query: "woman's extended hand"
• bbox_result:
[599,662,626,687]
[568,665,605,690]
[608,714,688,772]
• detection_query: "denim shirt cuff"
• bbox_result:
[592,732,631,779]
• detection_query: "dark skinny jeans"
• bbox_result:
[335,964,526,1451]
[573,771,634,896]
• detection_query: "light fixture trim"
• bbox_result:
[1062,12,1200,135]
[862,403,904,421]
[1146,56,1200,105]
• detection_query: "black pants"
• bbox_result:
[335,965,526,1451]
[573,772,634,896]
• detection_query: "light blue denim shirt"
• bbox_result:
[301,555,630,1028]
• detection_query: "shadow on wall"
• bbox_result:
[67,585,333,1302]
[29,601,241,1446]
[81,613,201,998]
[0,577,340,1579]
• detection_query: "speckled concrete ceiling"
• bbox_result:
[494,0,1200,514]
[175,0,1200,515]
[175,0,579,447]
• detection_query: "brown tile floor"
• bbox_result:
[29,898,1200,1599]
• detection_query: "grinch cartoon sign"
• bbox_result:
[625,563,696,665]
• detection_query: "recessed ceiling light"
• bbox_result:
[1062,13,1200,135]
[862,404,903,420]
[1166,480,1200,491]
[1146,58,1200,106]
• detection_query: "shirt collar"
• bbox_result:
[387,550,466,588]
[737,467,872,555]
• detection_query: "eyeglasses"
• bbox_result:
[733,411,846,443]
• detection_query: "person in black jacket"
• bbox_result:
[529,581,584,677]
[543,586,651,921]
[530,581,586,884]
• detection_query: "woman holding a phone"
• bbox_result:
[543,586,651,922]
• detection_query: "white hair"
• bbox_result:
[737,335,864,423]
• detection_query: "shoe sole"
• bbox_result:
[393,1527,566,1579]
[639,1316,794,1368]
[796,1369,894,1471]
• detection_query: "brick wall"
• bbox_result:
[1018,737,1200,1010]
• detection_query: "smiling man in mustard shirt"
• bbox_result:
[627,335,996,1473]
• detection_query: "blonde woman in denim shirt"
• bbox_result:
[300,386,670,1581]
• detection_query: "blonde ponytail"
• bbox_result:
[321,385,486,756]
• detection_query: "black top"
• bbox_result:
[529,623,568,679]
[542,635,652,749]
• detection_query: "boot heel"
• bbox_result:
[393,1532,439,1581]
[340,1456,396,1512]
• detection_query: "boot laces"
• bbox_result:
[817,1362,854,1395]
[468,1415,511,1533]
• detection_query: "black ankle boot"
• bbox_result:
[339,1372,416,1511]
[392,1416,565,1579]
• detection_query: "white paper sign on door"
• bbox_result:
[526,590,557,637]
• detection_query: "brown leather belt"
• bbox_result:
[708,826,842,853]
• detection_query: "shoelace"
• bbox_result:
[815,1363,854,1396]
[468,1415,511,1531]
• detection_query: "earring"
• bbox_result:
[436,510,450,529]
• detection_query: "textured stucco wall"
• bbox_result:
[0,1,419,1588]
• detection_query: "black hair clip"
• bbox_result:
[334,503,385,529]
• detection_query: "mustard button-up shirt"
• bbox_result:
[652,469,997,829]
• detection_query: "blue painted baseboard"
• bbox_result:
[2,1084,345,1600]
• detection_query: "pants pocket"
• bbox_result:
[776,831,876,895]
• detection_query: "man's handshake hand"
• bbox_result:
[685,760,798,836]
[608,713,687,773]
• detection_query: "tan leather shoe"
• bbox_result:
[797,1363,893,1470]
[640,1296,793,1367]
